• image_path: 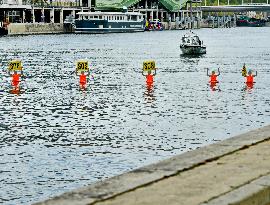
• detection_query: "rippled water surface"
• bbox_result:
[1,27,270,205]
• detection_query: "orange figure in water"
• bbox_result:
[207,68,220,83]
[12,71,21,90]
[245,70,257,84]
[79,71,87,89]
[146,73,154,83]
[209,81,218,91]
[246,82,254,90]
[245,70,257,90]
[143,70,156,86]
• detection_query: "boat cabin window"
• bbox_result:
[193,37,199,45]
[99,16,102,19]
[131,15,137,21]
[94,16,98,19]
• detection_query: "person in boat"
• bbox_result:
[207,68,220,83]
[182,37,186,44]
[245,70,257,84]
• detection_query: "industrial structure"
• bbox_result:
[0,0,202,28]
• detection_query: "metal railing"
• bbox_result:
[30,0,80,7]
[0,0,81,7]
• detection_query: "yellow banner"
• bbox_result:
[76,60,89,72]
[8,60,22,71]
[143,60,155,71]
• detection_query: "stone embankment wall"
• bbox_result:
[8,23,65,35]
[35,125,270,205]
[6,20,214,35]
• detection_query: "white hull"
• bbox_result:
[180,45,206,55]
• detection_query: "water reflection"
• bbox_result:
[241,82,255,92]
[245,82,254,90]
[79,83,87,91]
[179,54,201,71]
[144,82,155,103]
[9,87,22,95]
[209,81,220,91]
[180,54,204,60]
[9,79,25,95]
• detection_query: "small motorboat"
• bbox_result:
[180,32,206,55]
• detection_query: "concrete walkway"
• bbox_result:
[96,140,270,205]
[35,125,270,205]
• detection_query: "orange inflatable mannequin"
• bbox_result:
[143,70,156,85]
[80,72,87,84]
[79,71,87,89]
[12,71,21,89]
[246,70,257,84]
[207,68,220,83]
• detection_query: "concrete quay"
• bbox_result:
[35,125,270,205]
[8,23,65,35]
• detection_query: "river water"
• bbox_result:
[1,27,270,205]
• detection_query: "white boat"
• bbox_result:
[74,10,144,34]
[180,32,206,55]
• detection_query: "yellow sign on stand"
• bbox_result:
[143,60,156,72]
[8,60,23,72]
[76,60,89,73]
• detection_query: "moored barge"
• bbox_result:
[75,11,144,34]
